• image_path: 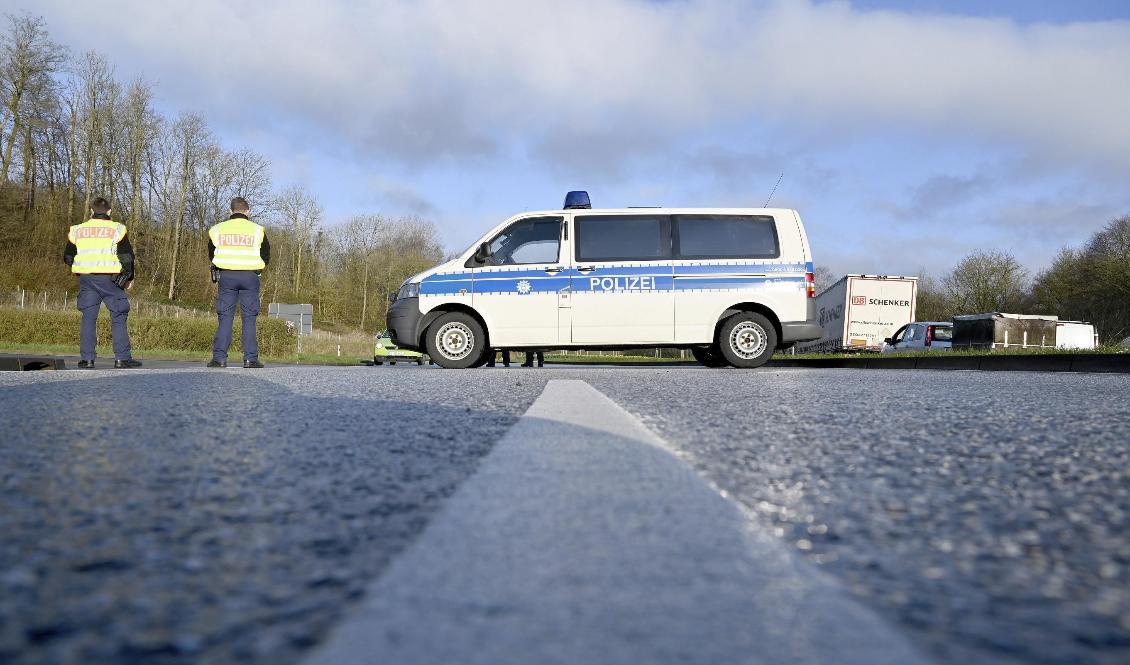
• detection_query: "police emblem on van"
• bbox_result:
[516,280,532,294]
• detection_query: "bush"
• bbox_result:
[0,308,297,357]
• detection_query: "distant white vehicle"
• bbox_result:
[882,321,953,353]
[796,274,918,353]
[1056,321,1097,350]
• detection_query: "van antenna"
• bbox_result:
[764,172,784,207]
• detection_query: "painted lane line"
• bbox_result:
[303,379,932,665]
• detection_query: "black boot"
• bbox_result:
[113,358,142,369]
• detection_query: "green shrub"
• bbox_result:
[0,308,296,357]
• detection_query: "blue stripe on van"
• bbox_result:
[473,276,572,295]
[672,262,806,275]
[417,262,809,296]
[420,278,472,295]
[672,276,805,291]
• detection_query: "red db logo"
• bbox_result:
[852,296,867,305]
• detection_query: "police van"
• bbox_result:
[387,192,821,369]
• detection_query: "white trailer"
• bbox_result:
[1056,321,1097,350]
[796,275,917,353]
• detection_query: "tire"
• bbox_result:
[416,358,424,365]
[390,360,396,365]
[425,312,487,369]
[374,358,383,366]
[467,345,496,368]
[717,312,777,369]
[691,345,729,368]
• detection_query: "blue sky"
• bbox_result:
[10,0,1130,279]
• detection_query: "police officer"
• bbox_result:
[521,350,544,367]
[64,197,141,369]
[207,197,269,368]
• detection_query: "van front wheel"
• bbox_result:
[425,312,487,369]
[718,313,777,369]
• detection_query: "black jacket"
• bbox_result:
[207,212,271,267]
[64,213,135,280]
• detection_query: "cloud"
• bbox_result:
[368,176,438,216]
[23,0,1130,173]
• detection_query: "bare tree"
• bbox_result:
[273,185,322,297]
[943,249,1028,315]
[165,112,210,300]
[0,13,65,181]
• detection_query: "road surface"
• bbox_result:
[0,365,1126,664]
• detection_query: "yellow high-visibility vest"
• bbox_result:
[69,219,127,274]
[209,218,265,270]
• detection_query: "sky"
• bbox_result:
[7,0,1130,279]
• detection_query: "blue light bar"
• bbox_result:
[563,191,591,209]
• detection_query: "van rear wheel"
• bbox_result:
[425,312,487,369]
[718,313,777,369]
[691,345,729,368]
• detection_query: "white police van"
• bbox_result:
[387,192,821,369]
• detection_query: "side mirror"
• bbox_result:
[473,242,491,265]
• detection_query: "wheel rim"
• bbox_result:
[729,322,767,360]
[436,322,475,360]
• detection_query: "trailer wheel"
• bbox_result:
[691,345,729,368]
[717,312,777,369]
[416,358,424,365]
[373,358,383,366]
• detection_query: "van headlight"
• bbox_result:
[397,283,420,300]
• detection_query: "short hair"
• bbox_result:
[91,197,111,215]
[230,197,250,213]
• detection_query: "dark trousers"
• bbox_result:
[486,350,511,367]
[523,351,544,367]
[213,271,261,362]
[77,275,132,361]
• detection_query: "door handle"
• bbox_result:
[544,267,562,274]
[577,266,595,273]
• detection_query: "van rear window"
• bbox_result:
[932,325,953,341]
[673,215,779,259]
[575,215,670,262]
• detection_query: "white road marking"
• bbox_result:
[303,379,932,665]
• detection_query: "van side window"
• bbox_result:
[575,215,670,262]
[488,216,562,265]
[673,214,779,259]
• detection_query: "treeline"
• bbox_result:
[0,13,443,332]
[913,216,1130,343]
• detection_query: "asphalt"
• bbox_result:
[0,367,545,665]
[306,380,929,665]
[582,368,1130,665]
[1,366,1127,665]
